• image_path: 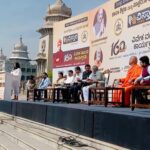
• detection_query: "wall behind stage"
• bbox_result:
[53,0,150,83]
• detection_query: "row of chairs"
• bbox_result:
[27,84,71,103]
[27,71,150,110]
[90,85,150,110]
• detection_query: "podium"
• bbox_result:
[0,72,12,100]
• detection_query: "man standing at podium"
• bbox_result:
[11,62,22,100]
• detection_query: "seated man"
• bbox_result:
[82,65,105,103]
[113,56,142,106]
[134,56,150,85]
[134,56,150,103]
[38,72,51,89]
[82,64,92,80]
[62,70,74,102]
[69,66,83,103]
[35,72,51,99]
[64,70,74,84]
[82,64,92,89]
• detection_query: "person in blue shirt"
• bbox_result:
[35,72,51,100]
[38,72,51,89]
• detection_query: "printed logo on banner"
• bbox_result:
[114,0,133,9]
[53,42,89,68]
[92,8,107,38]
[111,40,126,56]
[64,53,73,62]
[114,19,123,36]
[81,31,88,42]
[63,34,78,44]
[128,7,150,28]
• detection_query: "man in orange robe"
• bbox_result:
[113,56,142,106]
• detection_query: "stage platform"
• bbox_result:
[0,100,150,150]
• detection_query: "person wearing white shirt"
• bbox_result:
[64,70,74,84]
[61,70,74,103]
[73,68,83,83]
[69,66,83,103]
[11,62,22,100]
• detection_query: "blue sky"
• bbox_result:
[0,0,108,58]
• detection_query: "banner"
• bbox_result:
[53,12,90,80]
[53,0,150,83]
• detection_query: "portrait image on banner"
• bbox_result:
[89,3,111,72]
[94,48,103,67]
[92,8,107,38]
[53,39,64,67]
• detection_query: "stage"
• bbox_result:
[0,100,150,150]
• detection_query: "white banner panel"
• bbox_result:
[53,0,150,84]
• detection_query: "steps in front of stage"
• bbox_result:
[0,100,150,150]
[0,113,124,150]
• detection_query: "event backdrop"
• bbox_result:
[53,0,150,83]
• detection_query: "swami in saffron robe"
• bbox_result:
[113,64,142,106]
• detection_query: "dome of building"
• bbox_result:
[10,36,29,60]
[47,0,72,17]
[14,36,27,51]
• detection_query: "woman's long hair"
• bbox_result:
[14,62,20,70]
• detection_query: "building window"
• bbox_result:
[21,75,25,81]
[32,69,36,73]
[21,68,26,72]
[27,68,31,72]
[26,76,30,80]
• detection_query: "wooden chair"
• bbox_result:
[52,84,71,103]
[104,74,127,107]
[104,87,125,107]
[27,89,34,101]
[131,85,150,110]
[33,89,47,101]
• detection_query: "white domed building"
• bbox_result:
[9,37,37,81]
[36,0,72,76]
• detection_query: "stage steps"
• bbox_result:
[1,121,96,150]
[0,113,127,150]
[0,124,56,150]
[0,135,26,150]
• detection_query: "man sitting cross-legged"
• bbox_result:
[113,56,142,106]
